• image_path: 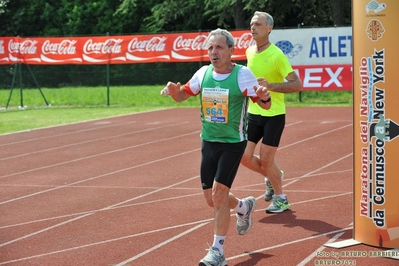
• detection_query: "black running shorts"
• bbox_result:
[247,113,285,147]
[200,140,247,189]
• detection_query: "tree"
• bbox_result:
[332,0,351,26]
[0,0,9,14]
[203,0,248,30]
[0,0,351,36]
[0,0,154,36]
[139,0,210,32]
[117,0,351,33]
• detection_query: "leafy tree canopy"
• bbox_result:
[0,0,351,36]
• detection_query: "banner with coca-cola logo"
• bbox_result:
[0,32,252,64]
[0,27,353,90]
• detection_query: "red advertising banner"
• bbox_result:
[0,30,352,91]
[294,64,352,91]
[0,31,253,65]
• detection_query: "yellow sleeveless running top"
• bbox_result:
[246,44,294,116]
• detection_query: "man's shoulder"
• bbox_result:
[199,65,210,71]
[237,65,253,75]
[197,65,210,76]
[270,43,288,56]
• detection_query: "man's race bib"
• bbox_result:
[202,87,229,123]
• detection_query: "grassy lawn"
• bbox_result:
[0,86,352,135]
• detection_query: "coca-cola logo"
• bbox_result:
[8,39,38,54]
[0,40,4,54]
[83,38,123,54]
[173,35,208,51]
[42,40,77,55]
[128,37,167,52]
[234,33,255,49]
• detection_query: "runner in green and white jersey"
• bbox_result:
[160,28,271,266]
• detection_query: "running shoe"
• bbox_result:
[236,196,256,235]
[264,170,285,202]
[265,195,290,213]
[199,246,227,266]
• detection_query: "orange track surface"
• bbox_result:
[0,107,397,266]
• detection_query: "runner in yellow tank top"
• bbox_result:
[241,11,302,214]
[246,43,292,116]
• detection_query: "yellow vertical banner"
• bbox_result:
[353,0,399,248]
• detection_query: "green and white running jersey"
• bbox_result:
[199,65,250,143]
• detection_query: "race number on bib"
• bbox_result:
[202,87,229,123]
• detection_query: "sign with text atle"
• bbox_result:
[353,0,399,248]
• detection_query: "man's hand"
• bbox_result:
[257,77,270,89]
[160,81,191,102]
[160,81,181,96]
[255,85,270,101]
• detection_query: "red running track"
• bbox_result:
[0,107,398,266]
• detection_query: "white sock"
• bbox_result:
[275,194,286,200]
[212,235,225,255]
[234,199,248,215]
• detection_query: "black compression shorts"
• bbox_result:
[200,140,247,190]
[247,113,285,147]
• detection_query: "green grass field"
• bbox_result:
[0,86,353,135]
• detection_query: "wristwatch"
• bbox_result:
[260,98,271,104]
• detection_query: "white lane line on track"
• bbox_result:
[0,192,204,229]
[114,222,209,266]
[0,110,299,147]
[0,193,352,265]
[286,121,303,127]
[0,217,213,265]
[0,119,295,152]
[0,129,200,180]
[0,122,190,161]
[296,231,346,266]
[278,124,352,150]
[226,227,352,262]
[0,175,199,248]
[0,121,352,237]
[0,147,200,205]
[0,115,353,263]
[254,191,352,209]
[0,121,347,182]
[234,168,353,191]
[282,153,353,188]
[0,189,352,231]
[0,155,352,226]
[0,120,139,147]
